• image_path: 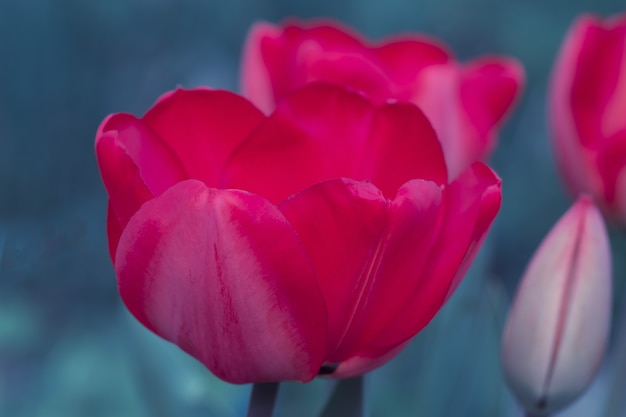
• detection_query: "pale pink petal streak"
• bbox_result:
[115,180,327,383]
[241,22,282,114]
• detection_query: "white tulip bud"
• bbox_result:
[501,196,612,416]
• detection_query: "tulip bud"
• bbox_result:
[501,196,612,416]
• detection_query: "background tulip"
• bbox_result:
[241,19,524,179]
[550,14,626,225]
[501,197,612,416]
[95,83,502,384]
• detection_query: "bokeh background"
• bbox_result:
[1,1,625,416]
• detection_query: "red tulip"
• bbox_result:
[241,19,524,179]
[95,83,501,384]
[550,14,626,225]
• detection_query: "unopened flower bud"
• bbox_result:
[501,196,612,416]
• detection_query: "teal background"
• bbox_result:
[1,0,625,416]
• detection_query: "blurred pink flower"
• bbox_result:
[242,19,524,178]
[550,13,626,225]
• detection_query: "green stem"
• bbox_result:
[247,382,279,417]
[320,376,363,417]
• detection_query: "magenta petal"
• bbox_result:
[142,88,266,187]
[279,178,442,363]
[373,37,451,86]
[223,83,447,204]
[282,20,365,51]
[460,57,525,140]
[96,113,187,195]
[279,178,390,359]
[241,22,282,114]
[571,17,626,144]
[306,54,395,105]
[96,113,189,260]
[597,130,626,216]
[428,162,502,301]
[344,179,443,348]
[279,21,394,103]
[331,340,410,379]
[371,163,502,347]
[115,180,327,383]
[549,16,599,196]
[96,127,154,252]
[549,14,626,222]
[445,163,503,296]
[369,102,448,191]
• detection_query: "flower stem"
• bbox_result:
[603,287,626,417]
[247,382,279,417]
[320,376,363,417]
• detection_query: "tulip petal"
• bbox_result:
[443,162,503,297]
[460,58,525,141]
[222,83,447,204]
[241,21,282,114]
[305,53,395,105]
[115,180,327,383]
[142,88,266,187]
[96,113,187,195]
[550,16,600,197]
[96,114,187,259]
[96,130,152,233]
[370,163,501,347]
[373,37,451,86]
[550,15,626,224]
[245,20,364,111]
[96,130,155,257]
[282,20,364,49]
[408,64,475,180]
[332,163,501,378]
[571,16,626,144]
[279,179,389,359]
[333,179,443,358]
[279,178,442,363]
[596,129,626,219]
[285,22,393,103]
[331,340,410,379]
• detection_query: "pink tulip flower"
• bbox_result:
[96,83,501,384]
[550,14,626,225]
[242,19,524,179]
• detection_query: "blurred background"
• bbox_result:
[1,0,625,416]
